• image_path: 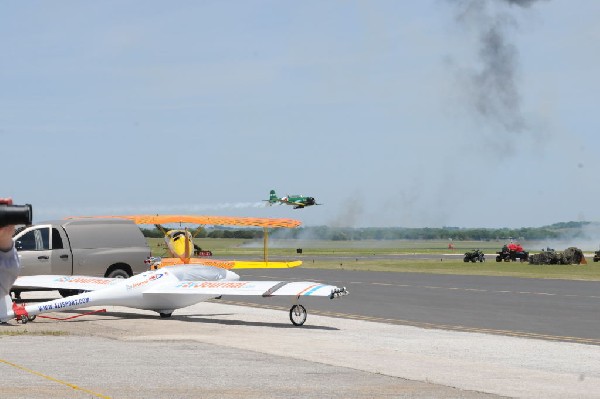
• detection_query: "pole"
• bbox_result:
[263,227,268,265]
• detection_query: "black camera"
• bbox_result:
[0,204,33,227]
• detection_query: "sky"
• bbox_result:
[2,0,599,228]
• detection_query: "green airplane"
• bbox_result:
[265,190,321,209]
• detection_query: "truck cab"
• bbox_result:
[14,224,72,276]
[13,218,151,278]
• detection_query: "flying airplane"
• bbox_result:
[265,190,321,209]
[2,264,348,326]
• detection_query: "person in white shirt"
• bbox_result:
[0,198,20,298]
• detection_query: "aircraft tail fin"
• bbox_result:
[268,190,278,204]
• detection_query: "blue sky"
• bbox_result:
[2,1,599,228]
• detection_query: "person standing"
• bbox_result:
[0,198,20,297]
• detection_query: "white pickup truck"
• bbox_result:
[13,218,150,280]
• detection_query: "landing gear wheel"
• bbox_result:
[289,304,307,326]
[27,315,36,322]
[159,312,172,318]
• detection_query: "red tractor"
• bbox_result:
[193,244,213,257]
[496,243,529,262]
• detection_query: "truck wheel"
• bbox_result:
[106,268,130,279]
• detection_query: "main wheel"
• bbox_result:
[159,312,172,318]
[289,304,307,326]
[106,268,130,279]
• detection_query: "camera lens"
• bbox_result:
[0,204,33,227]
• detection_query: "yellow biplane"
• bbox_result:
[70,214,302,271]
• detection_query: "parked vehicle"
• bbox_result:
[464,249,485,262]
[529,247,586,265]
[495,244,529,262]
[13,218,150,280]
[193,244,213,257]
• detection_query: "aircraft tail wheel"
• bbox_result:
[289,304,307,326]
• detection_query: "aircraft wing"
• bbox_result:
[13,275,118,292]
[144,281,348,299]
[153,258,302,270]
[67,214,301,229]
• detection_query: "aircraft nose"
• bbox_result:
[225,270,240,281]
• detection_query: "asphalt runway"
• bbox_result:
[3,299,600,399]
[236,268,600,344]
[2,269,600,398]
[1,293,508,399]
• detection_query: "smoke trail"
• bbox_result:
[448,0,549,145]
[472,20,525,133]
[35,202,268,221]
[328,194,365,228]
[504,0,546,6]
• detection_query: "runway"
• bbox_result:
[236,268,600,344]
[2,270,600,398]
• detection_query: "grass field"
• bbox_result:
[147,238,600,280]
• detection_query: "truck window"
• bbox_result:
[40,228,49,250]
[16,228,50,251]
[52,228,64,249]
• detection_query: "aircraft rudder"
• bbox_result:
[269,190,278,203]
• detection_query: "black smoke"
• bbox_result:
[448,0,549,138]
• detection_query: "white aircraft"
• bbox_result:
[1,261,348,326]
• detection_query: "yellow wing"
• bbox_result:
[68,214,301,228]
[151,258,302,270]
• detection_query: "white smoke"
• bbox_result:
[34,202,267,221]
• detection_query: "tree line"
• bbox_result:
[141,221,593,241]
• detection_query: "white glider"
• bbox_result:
[1,264,348,326]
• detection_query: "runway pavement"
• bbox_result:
[1,290,600,398]
[236,268,600,344]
